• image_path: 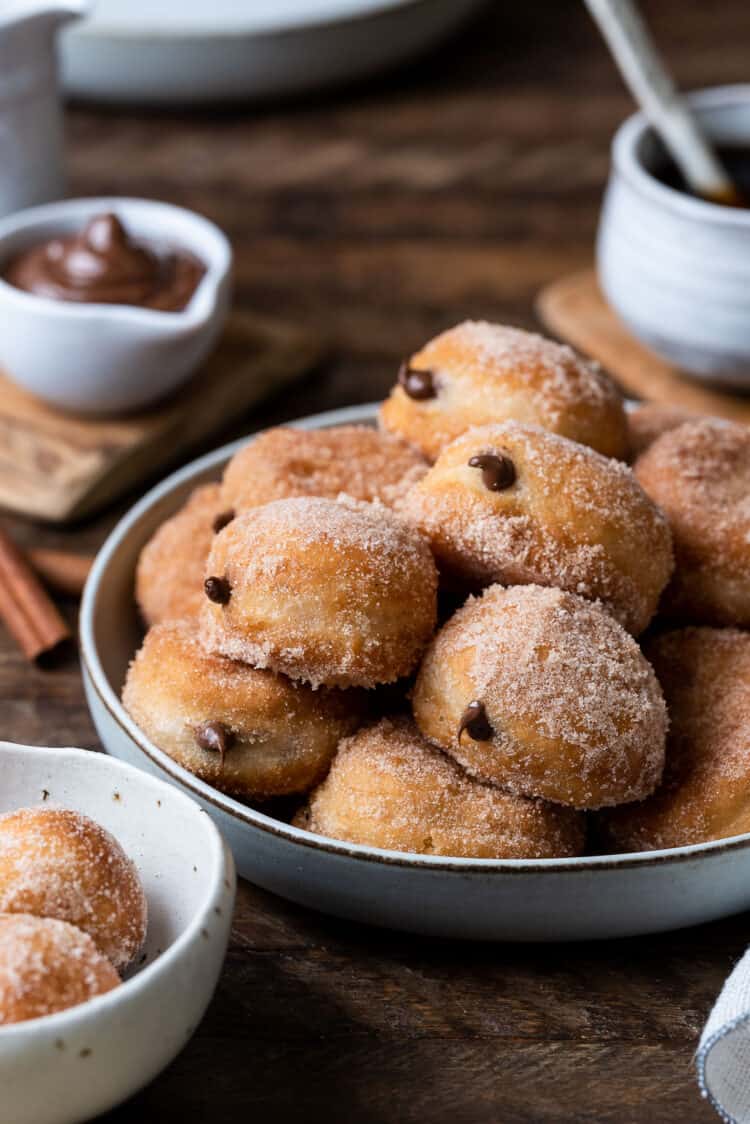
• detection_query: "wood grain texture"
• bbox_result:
[538,271,750,422]
[0,314,321,522]
[3,1,746,1119]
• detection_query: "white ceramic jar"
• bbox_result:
[0,2,86,220]
[597,85,750,388]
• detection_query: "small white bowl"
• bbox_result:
[0,741,235,1124]
[0,196,232,414]
[80,402,750,943]
[597,84,750,388]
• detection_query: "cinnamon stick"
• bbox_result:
[28,549,93,598]
[0,530,70,662]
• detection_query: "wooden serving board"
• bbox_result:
[536,269,750,424]
[0,313,323,523]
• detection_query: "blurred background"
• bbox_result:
[59,1,749,418]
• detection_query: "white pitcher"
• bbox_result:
[0,0,86,220]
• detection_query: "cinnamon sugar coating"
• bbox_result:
[627,402,700,459]
[0,808,147,971]
[401,421,673,635]
[136,483,223,626]
[599,628,750,850]
[380,321,629,461]
[123,620,362,798]
[202,496,438,688]
[221,425,428,512]
[294,717,585,858]
[0,913,120,1026]
[635,418,750,627]
[412,585,667,810]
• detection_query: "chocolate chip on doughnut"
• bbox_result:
[401,421,673,635]
[294,717,585,858]
[123,619,362,798]
[412,585,667,810]
[201,496,438,688]
[135,483,224,626]
[380,321,629,461]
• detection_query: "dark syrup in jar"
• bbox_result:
[652,143,750,208]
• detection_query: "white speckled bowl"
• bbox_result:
[598,85,750,388]
[81,403,750,942]
[0,741,235,1124]
[0,196,231,414]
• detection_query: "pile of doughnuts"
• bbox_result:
[0,806,147,1025]
[125,319,750,858]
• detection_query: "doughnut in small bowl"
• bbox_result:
[0,807,147,971]
[202,496,438,688]
[400,421,673,635]
[598,628,750,851]
[221,425,427,512]
[412,584,667,810]
[294,717,585,858]
[380,320,629,461]
[634,417,750,626]
[123,619,362,798]
[0,913,120,1026]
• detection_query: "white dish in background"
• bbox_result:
[598,84,750,389]
[61,0,486,104]
[0,741,235,1124]
[80,402,750,943]
[0,196,231,415]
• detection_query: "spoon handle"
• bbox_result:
[585,0,738,204]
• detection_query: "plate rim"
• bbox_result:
[67,0,452,41]
[80,401,750,876]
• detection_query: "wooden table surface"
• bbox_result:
[7,1,749,1119]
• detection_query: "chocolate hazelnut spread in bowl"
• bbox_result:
[0,196,231,414]
[4,212,205,313]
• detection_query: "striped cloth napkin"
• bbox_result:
[698,948,750,1122]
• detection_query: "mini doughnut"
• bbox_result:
[380,320,629,461]
[634,418,750,626]
[123,619,362,797]
[221,425,428,512]
[412,585,667,810]
[401,421,673,635]
[0,913,120,1026]
[0,807,147,971]
[136,483,225,626]
[202,496,438,688]
[599,628,750,850]
[627,401,700,459]
[294,717,585,858]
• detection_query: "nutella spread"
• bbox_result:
[4,213,205,312]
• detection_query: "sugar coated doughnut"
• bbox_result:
[136,483,225,626]
[635,418,750,626]
[123,620,362,797]
[294,717,585,858]
[627,402,700,459]
[412,585,667,809]
[401,421,673,635]
[380,320,629,461]
[598,628,750,851]
[202,496,438,688]
[0,913,120,1026]
[0,807,147,971]
[221,425,427,512]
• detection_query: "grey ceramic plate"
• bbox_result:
[80,403,750,941]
